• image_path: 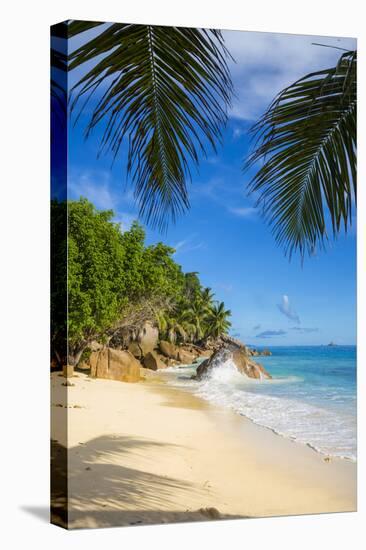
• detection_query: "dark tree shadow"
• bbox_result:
[51,435,246,529]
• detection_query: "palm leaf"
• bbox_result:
[68,20,104,37]
[68,22,233,230]
[51,23,69,122]
[245,50,357,258]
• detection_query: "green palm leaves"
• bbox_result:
[154,285,231,343]
[51,23,68,122]
[246,50,357,258]
[54,22,357,259]
[206,301,232,338]
[68,22,233,230]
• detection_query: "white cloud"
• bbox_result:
[69,169,139,231]
[69,170,115,210]
[223,30,356,120]
[229,206,256,218]
[172,235,205,254]
[232,127,246,140]
[173,239,189,252]
[113,212,137,233]
[256,329,287,338]
[69,169,136,209]
[277,294,300,324]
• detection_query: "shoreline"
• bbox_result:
[151,375,356,464]
[160,363,357,463]
[51,371,357,529]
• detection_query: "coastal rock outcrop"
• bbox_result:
[194,343,271,381]
[231,350,271,379]
[247,347,272,357]
[158,341,204,364]
[90,348,140,382]
[177,349,197,364]
[143,351,167,371]
[128,341,143,359]
[89,340,104,352]
[137,322,159,355]
[199,349,214,358]
[159,340,180,360]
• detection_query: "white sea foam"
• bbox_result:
[161,358,356,461]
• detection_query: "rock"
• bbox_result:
[194,344,271,381]
[89,350,100,373]
[247,347,272,357]
[177,349,197,364]
[199,349,213,358]
[137,322,159,355]
[232,350,271,379]
[159,340,180,360]
[90,340,103,352]
[194,357,211,379]
[158,341,199,363]
[139,367,164,381]
[90,348,140,382]
[128,341,143,359]
[143,351,167,371]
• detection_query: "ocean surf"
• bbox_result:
[160,346,357,461]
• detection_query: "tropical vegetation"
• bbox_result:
[51,198,231,366]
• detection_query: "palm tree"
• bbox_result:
[68,21,233,230]
[201,287,215,307]
[181,301,209,342]
[206,301,232,338]
[245,50,356,259]
[155,308,189,344]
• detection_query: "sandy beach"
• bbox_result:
[51,371,356,529]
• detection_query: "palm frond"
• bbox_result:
[245,50,357,258]
[51,23,69,127]
[68,20,104,37]
[69,23,233,230]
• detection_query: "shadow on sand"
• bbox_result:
[50,435,246,529]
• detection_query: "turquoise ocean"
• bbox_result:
[161,345,357,461]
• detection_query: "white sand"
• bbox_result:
[51,372,356,529]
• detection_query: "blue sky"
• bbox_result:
[64,26,356,346]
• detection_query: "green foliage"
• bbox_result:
[158,282,232,344]
[67,199,127,347]
[246,50,357,258]
[141,243,185,301]
[68,22,233,230]
[206,301,232,339]
[51,200,67,361]
[52,198,232,360]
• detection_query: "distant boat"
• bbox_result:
[327,341,337,347]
